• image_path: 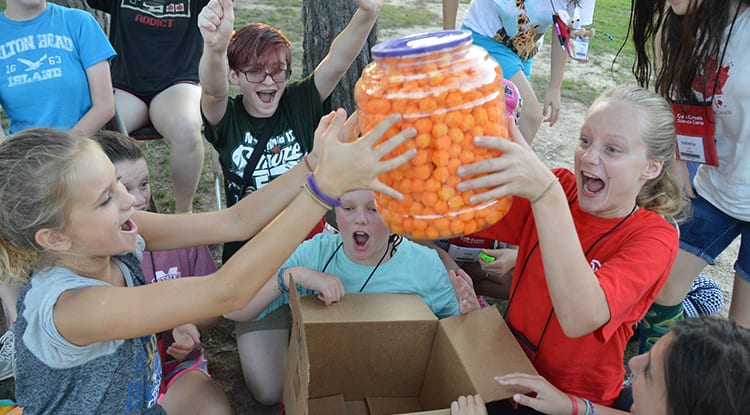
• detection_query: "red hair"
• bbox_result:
[228,23,292,71]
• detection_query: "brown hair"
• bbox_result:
[92,130,144,165]
[227,22,292,72]
[587,86,689,220]
[666,317,750,414]
[631,0,750,100]
[0,128,97,282]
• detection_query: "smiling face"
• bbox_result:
[574,99,663,218]
[57,146,138,258]
[628,333,672,415]
[231,48,289,118]
[334,190,391,266]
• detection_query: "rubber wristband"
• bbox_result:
[303,181,334,210]
[278,270,289,295]
[303,155,314,172]
[306,172,341,207]
[530,176,559,204]
[568,394,578,415]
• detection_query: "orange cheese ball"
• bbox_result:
[355,31,513,239]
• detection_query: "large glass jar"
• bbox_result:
[355,30,512,239]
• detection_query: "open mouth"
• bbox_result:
[120,218,137,233]
[257,90,277,104]
[581,171,605,195]
[353,231,370,249]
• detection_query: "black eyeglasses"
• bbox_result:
[241,68,292,84]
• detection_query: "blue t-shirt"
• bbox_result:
[261,233,460,319]
[0,3,116,134]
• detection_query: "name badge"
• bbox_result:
[671,102,718,166]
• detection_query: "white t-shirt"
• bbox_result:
[462,0,596,39]
[693,7,750,221]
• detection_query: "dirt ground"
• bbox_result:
[0,0,739,413]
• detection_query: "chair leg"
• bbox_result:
[210,147,223,211]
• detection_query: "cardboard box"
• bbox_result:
[283,280,538,415]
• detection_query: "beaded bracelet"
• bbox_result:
[306,172,341,207]
[583,398,594,415]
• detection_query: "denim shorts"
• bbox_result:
[679,192,750,282]
[463,25,534,80]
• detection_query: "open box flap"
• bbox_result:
[301,293,437,400]
[283,276,310,415]
[299,292,438,324]
[423,307,538,407]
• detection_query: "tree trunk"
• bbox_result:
[301,0,377,114]
[51,0,110,34]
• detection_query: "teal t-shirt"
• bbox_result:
[261,233,460,319]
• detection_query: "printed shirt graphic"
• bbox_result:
[0,3,115,134]
[140,246,217,372]
[204,74,331,207]
[86,0,207,95]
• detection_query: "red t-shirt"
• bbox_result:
[476,169,678,405]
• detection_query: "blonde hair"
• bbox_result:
[0,128,97,282]
[587,86,689,221]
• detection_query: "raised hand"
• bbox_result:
[313,109,416,200]
[354,0,383,15]
[197,0,235,50]
[457,116,556,204]
[167,324,201,360]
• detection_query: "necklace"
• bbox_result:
[321,241,391,293]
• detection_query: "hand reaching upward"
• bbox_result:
[198,0,235,50]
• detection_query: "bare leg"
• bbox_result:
[729,274,750,328]
[509,71,542,144]
[160,370,232,415]
[113,89,151,132]
[149,84,204,213]
[655,249,709,306]
[236,329,289,406]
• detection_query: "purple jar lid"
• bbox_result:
[371,30,472,58]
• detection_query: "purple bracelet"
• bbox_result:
[306,172,341,207]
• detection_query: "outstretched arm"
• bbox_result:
[55,110,416,345]
[496,373,628,415]
[198,0,234,125]
[313,0,382,100]
[224,266,345,322]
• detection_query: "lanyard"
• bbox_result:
[505,201,637,360]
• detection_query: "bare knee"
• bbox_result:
[245,378,282,406]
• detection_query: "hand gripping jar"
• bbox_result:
[355,30,512,240]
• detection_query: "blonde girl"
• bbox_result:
[0,110,414,413]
